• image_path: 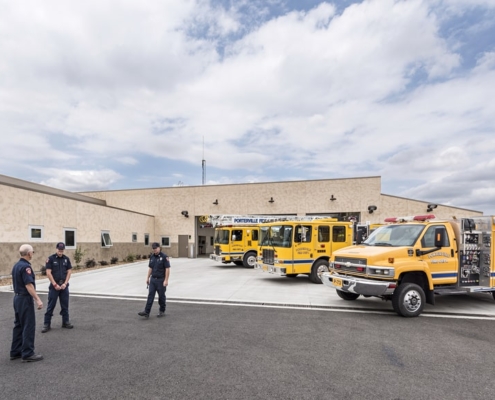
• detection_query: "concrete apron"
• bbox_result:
[3,258,495,319]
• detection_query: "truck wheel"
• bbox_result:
[233,261,243,266]
[336,290,360,301]
[242,252,257,268]
[309,259,328,284]
[392,283,425,318]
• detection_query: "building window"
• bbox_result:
[144,234,149,246]
[101,231,113,247]
[132,233,137,242]
[64,229,76,249]
[161,237,170,247]
[29,225,43,241]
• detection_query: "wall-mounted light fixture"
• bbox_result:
[181,210,189,218]
[368,205,377,214]
[213,199,218,205]
[427,203,438,212]
[268,197,275,203]
[330,195,336,201]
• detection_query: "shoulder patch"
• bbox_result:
[26,268,32,275]
[46,258,50,263]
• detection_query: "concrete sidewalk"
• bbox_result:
[2,257,495,317]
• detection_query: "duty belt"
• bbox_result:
[15,293,30,296]
[152,276,164,279]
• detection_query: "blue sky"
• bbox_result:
[1,0,495,213]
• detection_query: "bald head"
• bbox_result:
[19,244,34,257]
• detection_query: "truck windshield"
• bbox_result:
[214,229,230,244]
[365,224,424,247]
[259,225,293,248]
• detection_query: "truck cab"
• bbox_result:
[255,217,353,283]
[320,215,495,317]
[210,224,259,268]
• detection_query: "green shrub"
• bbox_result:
[74,246,84,267]
[125,254,135,263]
[85,258,96,268]
[99,260,109,266]
[110,257,118,264]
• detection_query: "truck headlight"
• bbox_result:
[368,267,394,277]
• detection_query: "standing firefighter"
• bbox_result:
[10,244,44,362]
[42,242,73,332]
[138,242,171,318]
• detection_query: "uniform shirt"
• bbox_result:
[12,258,35,295]
[149,251,171,279]
[46,254,72,282]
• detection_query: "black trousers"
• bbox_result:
[145,277,166,313]
[44,283,70,325]
[11,295,36,358]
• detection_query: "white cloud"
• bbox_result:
[0,0,494,213]
[39,169,122,191]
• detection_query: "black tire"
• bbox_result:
[286,274,298,278]
[336,290,360,301]
[309,259,329,284]
[242,251,257,268]
[233,261,243,266]
[392,283,425,317]
[492,291,495,302]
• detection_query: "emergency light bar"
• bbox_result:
[384,214,436,223]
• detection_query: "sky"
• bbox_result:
[1,0,495,213]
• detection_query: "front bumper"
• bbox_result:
[210,254,228,263]
[320,272,396,296]
[254,263,287,275]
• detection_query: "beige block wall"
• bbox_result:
[81,176,483,252]
[0,185,155,277]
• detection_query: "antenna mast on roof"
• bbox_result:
[202,136,206,185]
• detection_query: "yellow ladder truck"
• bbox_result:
[320,214,495,317]
[254,217,355,283]
[209,215,290,268]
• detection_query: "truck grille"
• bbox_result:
[333,257,367,274]
[214,245,220,255]
[262,249,275,265]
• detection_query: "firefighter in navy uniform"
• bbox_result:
[138,242,171,318]
[42,242,73,332]
[10,244,44,362]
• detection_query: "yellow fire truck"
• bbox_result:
[209,215,288,268]
[320,214,495,317]
[255,217,362,283]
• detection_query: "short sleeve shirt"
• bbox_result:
[149,252,170,279]
[46,254,72,282]
[12,259,35,295]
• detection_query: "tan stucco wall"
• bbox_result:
[81,176,481,227]
[0,185,154,276]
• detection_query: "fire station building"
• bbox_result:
[0,173,482,276]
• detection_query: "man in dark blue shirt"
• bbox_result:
[138,242,171,318]
[42,242,73,333]
[10,244,44,362]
